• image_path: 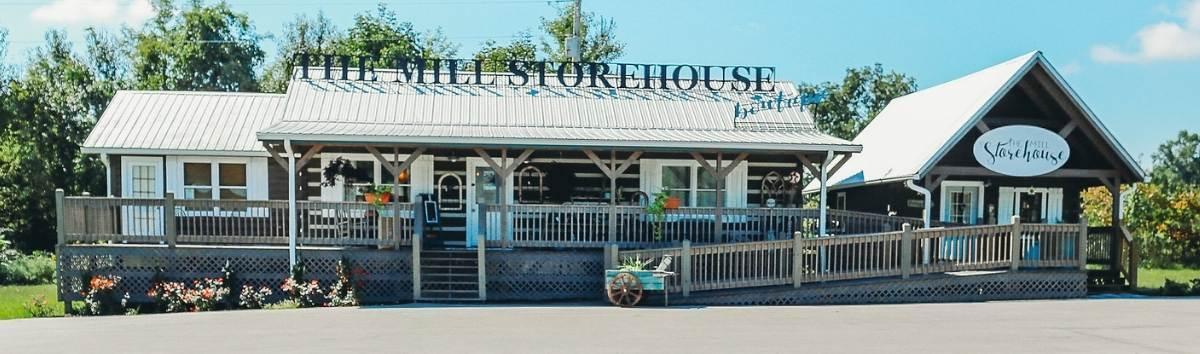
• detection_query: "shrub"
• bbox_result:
[0,251,55,285]
[80,274,128,316]
[147,278,232,313]
[24,294,55,318]
[327,259,365,307]
[1161,278,1195,296]
[148,281,191,313]
[238,285,273,309]
[282,262,325,308]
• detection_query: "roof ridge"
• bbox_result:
[117,90,286,98]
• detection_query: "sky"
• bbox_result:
[0,0,1198,168]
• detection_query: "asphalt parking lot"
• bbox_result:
[2,298,1197,353]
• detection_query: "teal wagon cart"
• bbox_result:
[605,255,675,307]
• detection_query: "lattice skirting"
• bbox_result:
[485,249,604,302]
[657,270,1087,306]
[57,246,413,304]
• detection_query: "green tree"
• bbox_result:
[0,31,109,251]
[797,64,917,140]
[261,12,341,93]
[131,0,264,92]
[1149,130,1200,190]
[540,2,624,63]
[474,32,537,72]
[331,4,457,60]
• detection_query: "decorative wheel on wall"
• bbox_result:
[606,271,644,307]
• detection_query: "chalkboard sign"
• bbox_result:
[423,199,440,225]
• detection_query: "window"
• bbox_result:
[183,162,247,201]
[325,156,412,203]
[661,165,719,207]
[836,192,847,210]
[940,181,983,225]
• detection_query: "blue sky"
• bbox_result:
[1,0,1198,167]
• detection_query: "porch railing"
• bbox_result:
[57,193,414,248]
[485,204,926,249]
[1086,225,1138,288]
[615,217,1087,295]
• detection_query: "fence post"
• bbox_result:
[1078,216,1088,271]
[1010,216,1022,271]
[55,189,66,246]
[163,192,177,248]
[1129,237,1139,289]
[901,223,912,279]
[477,226,487,301]
[681,240,692,297]
[607,244,619,270]
[792,233,803,288]
[412,202,424,301]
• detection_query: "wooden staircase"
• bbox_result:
[418,249,483,301]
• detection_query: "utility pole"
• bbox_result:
[567,0,582,62]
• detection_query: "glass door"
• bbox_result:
[121,157,164,236]
[465,158,512,247]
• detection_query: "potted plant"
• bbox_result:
[647,191,671,241]
[664,195,682,209]
[360,184,393,206]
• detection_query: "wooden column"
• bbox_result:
[584,150,641,245]
[55,189,66,247]
[691,152,748,244]
[412,203,424,300]
[475,148,535,248]
[1010,215,1022,271]
[901,223,913,279]
[681,239,692,297]
[1108,181,1123,272]
[1078,216,1089,271]
[163,192,177,248]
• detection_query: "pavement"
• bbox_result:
[1,299,1198,353]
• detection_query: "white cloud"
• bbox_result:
[30,0,154,26]
[1091,0,1200,63]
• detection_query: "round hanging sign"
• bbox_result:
[972,125,1070,177]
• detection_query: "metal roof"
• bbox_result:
[810,51,1144,191]
[83,91,285,156]
[257,70,858,152]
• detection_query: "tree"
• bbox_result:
[1082,130,1200,267]
[797,64,917,140]
[0,31,109,251]
[474,32,537,72]
[1149,130,1200,190]
[261,12,340,93]
[539,2,624,63]
[130,0,264,92]
[331,4,457,60]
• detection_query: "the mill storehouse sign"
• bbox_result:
[972,125,1071,176]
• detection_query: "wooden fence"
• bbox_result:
[614,216,1088,296]
[486,204,926,249]
[57,191,414,248]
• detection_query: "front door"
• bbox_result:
[998,187,1064,224]
[121,156,164,236]
[465,158,512,247]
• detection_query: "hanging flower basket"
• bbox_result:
[364,192,392,205]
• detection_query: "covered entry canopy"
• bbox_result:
[256,70,858,153]
[812,51,1144,191]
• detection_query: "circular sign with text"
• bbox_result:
[972,125,1070,177]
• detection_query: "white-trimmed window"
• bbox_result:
[320,153,433,203]
[183,162,247,201]
[640,159,748,208]
[940,181,984,225]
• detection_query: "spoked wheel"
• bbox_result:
[606,272,644,307]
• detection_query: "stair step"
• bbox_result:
[424,273,478,278]
[422,290,477,295]
[424,282,475,286]
[415,296,484,302]
[421,265,478,269]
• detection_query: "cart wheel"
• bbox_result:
[606,272,644,307]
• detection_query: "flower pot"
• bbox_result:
[364,192,392,205]
[664,196,681,209]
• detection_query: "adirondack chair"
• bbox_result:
[653,255,677,307]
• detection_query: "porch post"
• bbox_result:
[1108,180,1123,272]
[499,149,511,248]
[714,153,724,243]
[609,150,618,244]
[818,150,831,237]
[285,140,297,267]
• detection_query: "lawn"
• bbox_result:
[1135,268,1200,294]
[0,284,62,320]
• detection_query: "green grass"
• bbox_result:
[1135,268,1200,294]
[0,284,63,320]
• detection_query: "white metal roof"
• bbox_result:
[257,70,858,152]
[83,91,285,156]
[810,51,1144,191]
